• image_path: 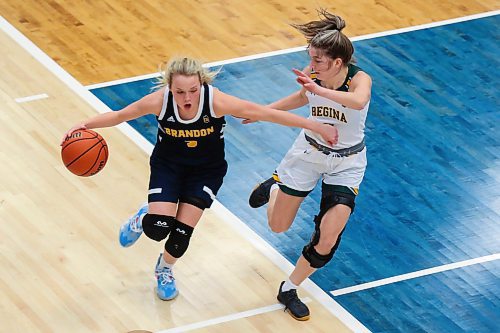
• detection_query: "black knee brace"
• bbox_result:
[142,214,176,242]
[302,191,352,269]
[164,221,194,258]
[320,192,356,215]
[302,228,345,268]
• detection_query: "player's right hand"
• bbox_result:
[319,123,338,146]
[60,124,87,145]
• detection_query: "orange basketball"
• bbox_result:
[61,129,108,177]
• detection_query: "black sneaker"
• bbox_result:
[277,281,310,321]
[249,177,277,208]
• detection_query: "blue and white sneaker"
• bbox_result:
[119,202,148,247]
[155,254,179,300]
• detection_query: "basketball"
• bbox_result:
[61,129,108,176]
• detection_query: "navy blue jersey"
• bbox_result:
[151,83,226,165]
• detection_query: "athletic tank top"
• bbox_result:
[151,83,226,165]
[304,64,369,149]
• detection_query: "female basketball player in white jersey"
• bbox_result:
[248,9,372,320]
[62,57,337,302]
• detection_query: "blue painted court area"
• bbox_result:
[91,15,500,333]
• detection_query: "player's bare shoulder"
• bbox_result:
[139,87,167,116]
[350,70,372,91]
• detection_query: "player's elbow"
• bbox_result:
[352,102,366,110]
[352,96,371,110]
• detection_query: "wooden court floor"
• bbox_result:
[0,0,497,85]
[1,1,499,333]
[0,27,354,333]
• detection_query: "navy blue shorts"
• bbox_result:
[148,157,227,209]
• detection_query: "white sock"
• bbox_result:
[270,183,279,194]
[281,279,298,292]
[157,254,174,270]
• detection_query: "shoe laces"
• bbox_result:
[289,296,304,309]
[282,289,303,308]
[157,268,174,285]
[129,216,142,233]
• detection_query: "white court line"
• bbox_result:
[211,201,370,332]
[0,14,370,333]
[84,46,306,90]
[0,16,153,157]
[331,253,500,296]
[85,72,161,90]
[15,93,49,103]
[84,9,500,90]
[4,10,499,333]
[155,298,312,333]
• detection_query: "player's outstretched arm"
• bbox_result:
[240,66,309,125]
[293,68,372,110]
[241,90,307,124]
[213,88,338,146]
[60,89,164,145]
[267,89,308,111]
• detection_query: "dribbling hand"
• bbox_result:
[61,124,87,145]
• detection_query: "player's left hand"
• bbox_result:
[292,68,322,95]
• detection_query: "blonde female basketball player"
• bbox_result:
[61,57,337,301]
[248,10,372,320]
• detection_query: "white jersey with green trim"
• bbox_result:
[304,65,369,149]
